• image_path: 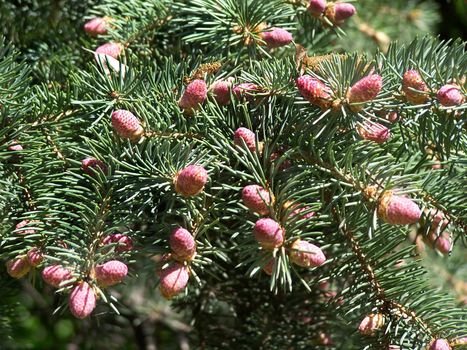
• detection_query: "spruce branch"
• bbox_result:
[1,1,466,348]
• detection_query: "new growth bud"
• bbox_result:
[111,109,144,141]
[296,75,332,109]
[377,191,421,225]
[159,263,190,299]
[253,218,284,250]
[179,79,207,114]
[402,70,429,104]
[170,228,196,261]
[260,27,293,48]
[347,74,382,112]
[289,239,326,268]
[174,165,208,197]
[69,282,96,319]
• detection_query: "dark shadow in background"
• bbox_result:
[436,0,467,39]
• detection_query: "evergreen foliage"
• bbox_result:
[0,0,465,348]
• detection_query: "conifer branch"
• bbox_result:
[332,209,435,337]
[1,2,465,348]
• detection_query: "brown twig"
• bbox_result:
[332,208,434,337]
[353,16,391,53]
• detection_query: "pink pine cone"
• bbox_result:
[111,109,144,140]
[179,79,207,113]
[261,27,293,49]
[262,257,276,275]
[233,83,260,101]
[174,165,208,196]
[308,0,326,17]
[347,74,382,111]
[102,233,133,252]
[333,3,357,21]
[358,313,384,335]
[95,42,122,59]
[42,265,73,288]
[234,127,256,152]
[6,256,30,279]
[326,3,356,24]
[8,141,23,151]
[69,282,96,319]
[433,235,451,255]
[436,84,464,107]
[82,157,107,176]
[253,218,284,250]
[356,122,391,144]
[289,239,326,267]
[428,339,451,350]
[170,227,196,261]
[95,260,128,287]
[402,70,429,104]
[159,262,190,299]
[296,75,332,109]
[27,248,44,267]
[15,220,37,235]
[242,185,272,215]
[211,78,234,105]
[84,17,109,36]
[378,191,421,225]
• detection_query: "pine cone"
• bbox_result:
[296,75,332,109]
[111,109,144,140]
[84,17,109,36]
[260,27,293,49]
[6,256,30,278]
[179,79,207,114]
[82,157,107,176]
[402,70,429,104]
[211,78,234,105]
[326,3,356,25]
[377,191,421,225]
[436,84,465,106]
[289,239,326,267]
[308,0,326,17]
[15,219,37,235]
[174,165,208,197]
[27,248,44,267]
[356,122,391,144]
[95,42,123,59]
[428,339,451,350]
[253,218,285,250]
[347,74,382,111]
[102,234,133,252]
[95,260,128,287]
[262,257,276,275]
[242,185,272,215]
[170,228,196,261]
[233,83,260,101]
[42,265,73,288]
[69,282,96,319]
[234,127,257,152]
[159,262,190,299]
